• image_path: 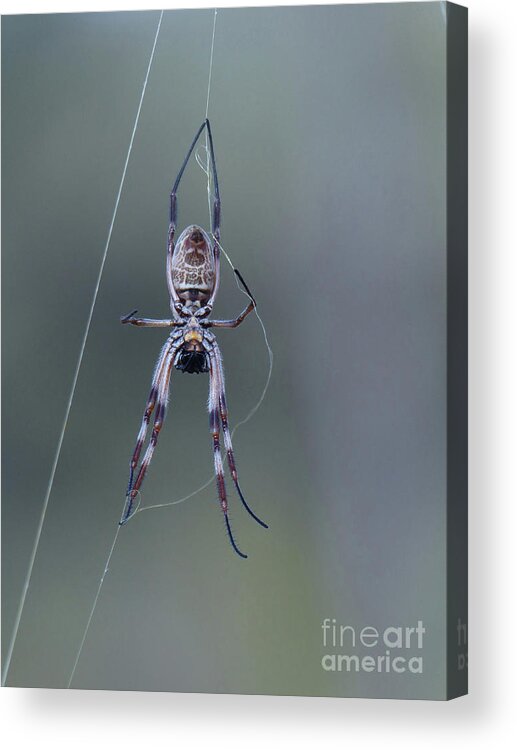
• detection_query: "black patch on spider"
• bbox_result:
[175,349,209,374]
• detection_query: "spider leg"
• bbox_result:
[204,302,254,329]
[120,338,178,524]
[233,268,256,305]
[121,311,180,327]
[126,340,171,488]
[204,119,221,240]
[203,269,256,329]
[208,352,247,558]
[211,342,268,530]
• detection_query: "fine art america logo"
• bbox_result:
[321,618,426,675]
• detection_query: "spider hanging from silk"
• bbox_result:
[119,119,268,558]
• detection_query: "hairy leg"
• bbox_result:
[208,352,247,558]
[211,343,268,529]
[121,338,178,523]
[121,310,180,327]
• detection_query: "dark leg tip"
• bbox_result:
[225,515,247,559]
[233,269,256,305]
[235,483,268,530]
[121,309,138,324]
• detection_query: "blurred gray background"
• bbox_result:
[2,3,447,698]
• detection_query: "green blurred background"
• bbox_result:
[2,4,447,697]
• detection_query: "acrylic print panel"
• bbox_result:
[2,3,464,699]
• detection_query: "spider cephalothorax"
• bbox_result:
[120,120,267,558]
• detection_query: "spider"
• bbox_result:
[119,119,267,558]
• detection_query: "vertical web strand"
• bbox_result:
[205,9,217,119]
[66,10,164,689]
[205,8,218,228]
[67,526,121,688]
[1,9,164,688]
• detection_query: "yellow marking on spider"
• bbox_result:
[184,330,203,344]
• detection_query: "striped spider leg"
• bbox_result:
[207,339,268,536]
[120,119,267,557]
[121,330,182,519]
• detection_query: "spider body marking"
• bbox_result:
[120,120,267,558]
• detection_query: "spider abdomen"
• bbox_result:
[171,224,215,303]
